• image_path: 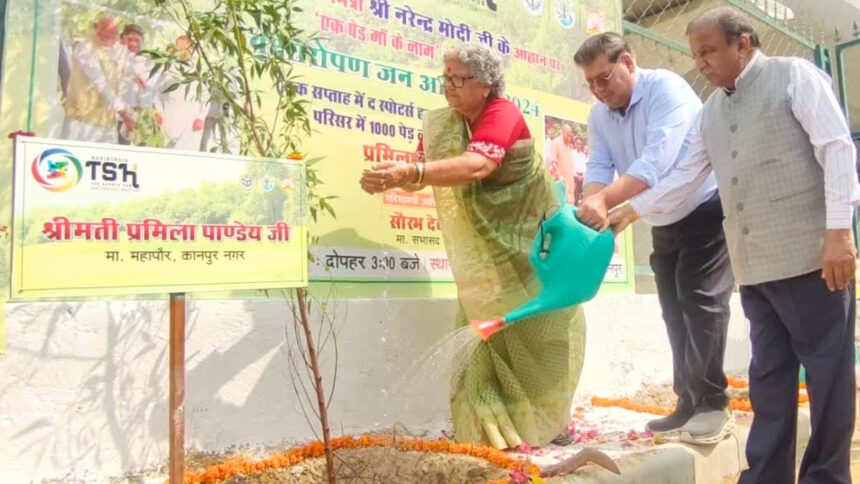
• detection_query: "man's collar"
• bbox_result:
[723,50,763,95]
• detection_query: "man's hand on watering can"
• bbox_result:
[608,205,640,235]
[577,194,610,231]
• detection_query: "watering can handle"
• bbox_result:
[537,179,572,258]
[538,214,549,257]
[537,205,579,257]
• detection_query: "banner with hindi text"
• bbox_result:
[294,0,633,289]
[1,0,632,296]
[10,136,307,299]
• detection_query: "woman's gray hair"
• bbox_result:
[445,43,506,98]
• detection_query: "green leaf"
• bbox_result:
[149,62,163,80]
[163,82,181,94]
[143,0,335,227]
[323,202,336,218]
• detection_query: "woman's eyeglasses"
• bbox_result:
[438,74,476,88]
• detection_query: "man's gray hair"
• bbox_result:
[686,7,761,48]
[445,43,506,98]
[574,32,632,66]
[94,13,117,26]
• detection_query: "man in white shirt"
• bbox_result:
[158,36,210,151]
[574,32,734,444]
[610,8,859,483]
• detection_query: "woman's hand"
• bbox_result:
[360,162,415,194]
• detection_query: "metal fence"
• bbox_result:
[622,0,826,99]
[835,34,860,140]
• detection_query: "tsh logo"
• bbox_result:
[85,161,140,189]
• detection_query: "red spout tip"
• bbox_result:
[470,319,505,341]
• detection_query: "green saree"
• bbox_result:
[422,106,586,450]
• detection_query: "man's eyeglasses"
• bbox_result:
[584,62,621,90]
[438,74,476,88]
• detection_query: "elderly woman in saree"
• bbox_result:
[359,43,585,451]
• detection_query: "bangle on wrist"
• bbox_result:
[416,161,425,184]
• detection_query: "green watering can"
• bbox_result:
[471,181,616,341]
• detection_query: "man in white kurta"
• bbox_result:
[157,36,211,151]
[61,15,127,144]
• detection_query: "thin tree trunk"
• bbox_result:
[295,287,336,483]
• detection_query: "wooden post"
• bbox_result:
[169,293,186,484]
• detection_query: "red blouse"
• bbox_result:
[416,97,530,164]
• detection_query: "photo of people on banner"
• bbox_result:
[56,5,239,153]
[543,115,588,205]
